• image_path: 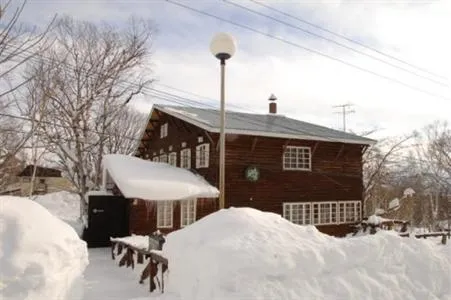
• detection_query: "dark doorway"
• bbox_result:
[83,195,130,248]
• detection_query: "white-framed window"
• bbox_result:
[153,156,159,162]
[283,146,311,171]
[157,201,173,228]
[180,198,196,227]
[283,203,311,225]
[342,201,361,223]
[195,143,210,168]
[283,201,361,225]
[160,123,168,138]
[168,152,177,166]
[160,154,168,163]
[180,148,191,169]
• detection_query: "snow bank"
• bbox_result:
[102,154,219,201]
[32,191,83,236]
[163,207,451,300]
[0,196,88,300]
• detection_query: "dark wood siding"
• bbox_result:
[134,109,365,237]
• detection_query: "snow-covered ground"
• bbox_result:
[1,192,450,299]
[162,207,451,300]
[0,196,88,300]
[83,248,150,300]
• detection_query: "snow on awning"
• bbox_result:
[102,154,219,201]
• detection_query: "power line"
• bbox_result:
[4,48,366,144]
[165,0,450,101]
[2,42,381,146]
[0,112,142,141]
[225,0,448,87]
[247,0,447,81]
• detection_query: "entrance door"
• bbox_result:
[84,195,130,248]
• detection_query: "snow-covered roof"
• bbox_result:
[147,105,376,145]
[388,198,400,210]
[102,154,219,201]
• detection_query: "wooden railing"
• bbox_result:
[111,240,168,293]
[399,232,449,245]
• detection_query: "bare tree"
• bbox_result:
[363,135,412,216]
[104,108,147,155]
[29,16,154,216]
[413,121,450,229]
[0,0,54,96]
[0,0,54,173]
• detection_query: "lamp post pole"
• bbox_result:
[219,58,226,209]
[210,32,236,210]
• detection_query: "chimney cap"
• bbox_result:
[268,94,277,101]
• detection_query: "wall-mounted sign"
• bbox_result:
[245,166,260,182]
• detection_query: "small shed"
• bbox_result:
[83,154,219,247]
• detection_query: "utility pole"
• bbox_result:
[333,103,355,132]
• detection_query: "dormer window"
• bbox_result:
[160,123,168,138]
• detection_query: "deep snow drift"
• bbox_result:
[32,191,83,236]
[0,196,88,300]
[163,207,451,300]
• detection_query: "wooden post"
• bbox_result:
[161,262,165,293]
[111,242,115,260]
[441,234,447,245]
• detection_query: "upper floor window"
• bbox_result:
[168,152,177,166]
[283,146,311,171]
[180,148,191,169]
[160,123,168,138]
[195,143,210,168]
[159,154,168,163]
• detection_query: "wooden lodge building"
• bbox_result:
[132,98,375,237]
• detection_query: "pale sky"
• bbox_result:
[21,0,451,139]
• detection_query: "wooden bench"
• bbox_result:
[110,240,168,293]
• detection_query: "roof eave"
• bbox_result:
[208,128,376,145]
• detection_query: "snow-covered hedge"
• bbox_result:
[163,207,450,300]
[0,196,88,300]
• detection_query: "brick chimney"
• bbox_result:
[268,94,277,114]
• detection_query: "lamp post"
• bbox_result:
[210,32,236,210]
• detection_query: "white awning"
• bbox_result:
[102,154,219,201]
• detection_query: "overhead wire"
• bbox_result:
[3,48,369,145]
[225,0,448,88]
[164,0,450,101]
[247,0,448,81]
